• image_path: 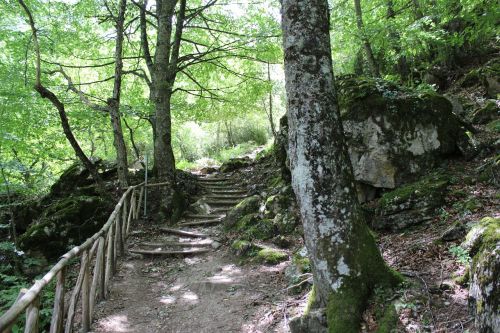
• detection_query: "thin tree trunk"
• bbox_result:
[18,0,106,194]
[353,0,380,77]
[412,0,424,19]
[224,121,235,146]
[123,118,143,167]
[0,164,17,246]
[266,62,277,139]
[108,0,129,188]
[281,0,400,331]
[386,0,409,81]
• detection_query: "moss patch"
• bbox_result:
[375,304,398,333]
[378,173,449,209]
[324,219,403,332]
[231,239,260,257]
[257,248,288,264]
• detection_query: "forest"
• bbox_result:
[0,0,498,332]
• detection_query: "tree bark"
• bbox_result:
[281,0,400,331]
[149,0,186,182]
[265,62,277,139]
[108,0,129,188]
[353,0,380,77]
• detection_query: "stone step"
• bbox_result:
[197,177,232,183]
[138,241,212,248]
[205,199,240,206]
[199,182,238,187]
[159,227,208,238]
[209,189,248,195]
[212,207,230,214]
[205,194,247,200]
[129,248,210,256]
[179,219,222,227]
[184,213,225,220]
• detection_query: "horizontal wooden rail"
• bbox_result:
[0,181,166,333]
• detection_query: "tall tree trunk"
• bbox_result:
[108,0,129,188]
[353,0,380,77]
[150,0,186,183]
[281,0,400,331]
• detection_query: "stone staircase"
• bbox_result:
[129,174,247,256]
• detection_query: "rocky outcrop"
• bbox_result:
[276,77,470,201]
[18,195,113,259]
[13,161,131,260]
[372,173,449,231]
[462,217,500,332]
[338,77,468,190]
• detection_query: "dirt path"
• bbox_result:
[91,175,292,333]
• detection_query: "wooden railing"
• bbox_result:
[0,182,148,333]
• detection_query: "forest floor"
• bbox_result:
[91,151,497,333]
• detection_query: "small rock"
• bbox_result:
[441,222,466,242]
[211,241,221,249]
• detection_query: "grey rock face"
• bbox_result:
[462,217,500,333]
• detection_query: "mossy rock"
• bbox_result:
[256,247,288,264]
[462,217,500,332]
[471,100,499,124]
[219,157,251,173]
[224,195,261,229]
[462,217,500,257]
[374,173,449,231]
[278,77,469,191]
[264,186,294,218]
[233,214,276,241]
[18,195,113,259]
[231,239,261,257]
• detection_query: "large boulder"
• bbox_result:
[277,77,470,199]
[462,217,500,332]
[338,77,468,190]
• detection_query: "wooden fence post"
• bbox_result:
[49,267,66,333]
[23,295,39,333]
[81,249,91,333]
[65,250,88,333]
[113,215,121,264]
[91,236,105,314]
[136,186,144,219]
[126,192,134,237]
[105,223,114,298]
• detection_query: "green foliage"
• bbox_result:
[449,245,471,265]
[330,0,498,80]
